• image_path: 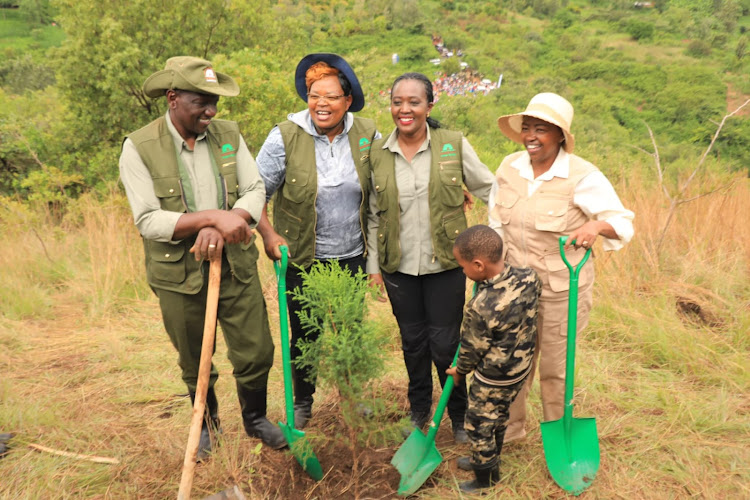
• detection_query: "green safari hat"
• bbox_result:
[143,56,239,98]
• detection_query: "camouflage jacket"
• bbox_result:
[456,265,542,386]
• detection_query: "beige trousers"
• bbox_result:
[504,285,593,441]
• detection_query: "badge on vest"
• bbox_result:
[221,143,236,159]
[359,137,371,161]
[440,143,457,158]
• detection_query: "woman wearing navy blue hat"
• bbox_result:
[255,54,379,428]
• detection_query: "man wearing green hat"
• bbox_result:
[119,56,287,460]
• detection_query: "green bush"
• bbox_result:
[292,261,390,439]
[686,39,712,57]
[625,19,655,41]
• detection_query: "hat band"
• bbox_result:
[525,102,570,132]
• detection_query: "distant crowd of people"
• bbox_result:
[432,69,499,100]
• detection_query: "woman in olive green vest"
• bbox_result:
[255,54,379,429]
[489,92,634,443]
[366,72,495,443]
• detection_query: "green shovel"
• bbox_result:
[391,346,461,496]
[540,236,599,495]
[274,245,323,481]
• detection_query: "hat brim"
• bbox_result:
[143,69,240,98]
[497,112,575,153]
[294,53,364,112]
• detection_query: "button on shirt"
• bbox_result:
[366,126,495,275]
[119,111,266,242]
[488,148,634,251]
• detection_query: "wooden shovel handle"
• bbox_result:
[178,257,222,500]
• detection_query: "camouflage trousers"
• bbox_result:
[465,375,527,467]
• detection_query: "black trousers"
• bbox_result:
[285,254,366,401]
[382,267,468,423]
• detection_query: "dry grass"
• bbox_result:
[0,173,748,498]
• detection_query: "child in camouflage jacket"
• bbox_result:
[447,224,542,493]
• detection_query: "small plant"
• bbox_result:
[292,261,393,496]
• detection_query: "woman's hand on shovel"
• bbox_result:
[190,227,225,261]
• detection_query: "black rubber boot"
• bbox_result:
[459,462,500,494]
[401,409,430,438]
[293,395,313,430]
[189,388,221,462]
[0,433,13,460]
[452,418,469,444]
[292,363,317,430]
[237,384,287,450]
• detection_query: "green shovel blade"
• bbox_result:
[392,428,443,496]
[540,416,599,496]
[279,422,324,481]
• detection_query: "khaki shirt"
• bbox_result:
[366,126,495,275]
[119,111,265,242]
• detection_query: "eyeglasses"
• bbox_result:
[307,93,346,104]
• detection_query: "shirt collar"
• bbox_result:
[165,110,207,149]
[481,265,513,288]
[382,124,431,155]
[509,148,569,181]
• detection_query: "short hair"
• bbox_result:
[454,225,504,263]
[306,61,352,96]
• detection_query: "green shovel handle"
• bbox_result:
[559,236,592,277]
[558,236,592,426]
[424,283,476,442]
[273,246,295,428]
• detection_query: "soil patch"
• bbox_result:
[249,385,470,499]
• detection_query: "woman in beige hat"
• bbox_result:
[489,92,634,444]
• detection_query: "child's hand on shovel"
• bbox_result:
[446,366,464,385]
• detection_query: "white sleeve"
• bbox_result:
[574,171,634,251]
[487,179,505,238]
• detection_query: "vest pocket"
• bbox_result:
[276,207,301,241]
[372,172,390,212]
[225,235,258,283]
[147,241,186,284]
[494,187,519,224]
[542,247,594,293]
[534,196,568,233]
[442,207,467,241]
[281,168,310,204]
[438,161,464,207]
[376,215,392,269]
[152,176,187,212]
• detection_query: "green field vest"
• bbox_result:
[369,128,466,273]
[127,116,258,294]
[273,116,378,268]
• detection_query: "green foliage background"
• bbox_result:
[1,0,749,201]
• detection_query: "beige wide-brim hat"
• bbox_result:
[142,56,239,98]
[497,92,575,153]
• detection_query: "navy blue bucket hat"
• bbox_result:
[295,53,365,112]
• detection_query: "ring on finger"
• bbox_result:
[208,244,216,249]
[582,241,588,246]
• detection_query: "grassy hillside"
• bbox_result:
[1,1,749,498]
[0,174,748,498]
